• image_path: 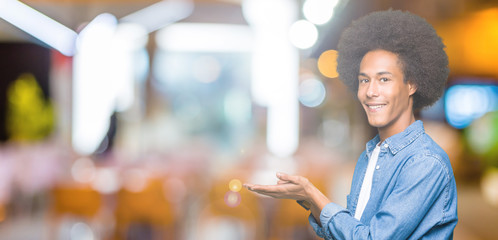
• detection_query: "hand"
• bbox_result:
[245,172,331,225]
[243,172,313,201]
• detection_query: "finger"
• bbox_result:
[243,183,275,192]
[276,172,299,183]
[245,184,286,194]
[276,172,288,180]
[277,180,290,185]
[243,183,256,190]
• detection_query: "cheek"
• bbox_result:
[399,86,413,100]
[357,86,366,99]
[387,84,407,99]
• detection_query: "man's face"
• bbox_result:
[357,49,416,131]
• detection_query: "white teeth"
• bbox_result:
[368,105,384,109]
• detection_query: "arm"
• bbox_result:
[245,155,450,240]
[324,155,450,239]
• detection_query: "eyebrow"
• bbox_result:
[358,71,393,77]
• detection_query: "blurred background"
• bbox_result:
[0,0,497,239]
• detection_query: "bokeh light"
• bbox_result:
[156,23,253,53]
[445,84,498,129]
[299,78,327,107]
[289,20,318,49]
[303,0,338,25]
[91,168,119,194]
[122,168,148,193]
[0,0,78,56]
[242,0,297,28]
[317,49,339,78]
[71,157,96,183]
[465,111,498,166]
[229,179,242,192]
[72,13,119,156]
[224,191,241,208]
[70,222,95,240]
[481,168,498,207]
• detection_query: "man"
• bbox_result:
[244,9,458,239]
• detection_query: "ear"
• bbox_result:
[408,82,417,96]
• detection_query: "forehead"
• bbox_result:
[359,49,403,74]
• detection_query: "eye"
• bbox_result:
[359,78,369,84]
[380,77,389,82]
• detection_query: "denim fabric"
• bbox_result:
[309,120,458,239]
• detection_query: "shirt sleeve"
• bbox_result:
[308,202,350,239]
[310,154,450,240]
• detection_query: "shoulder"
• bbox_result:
[414,133,450,164]
[401,133,453,181]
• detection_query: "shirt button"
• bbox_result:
[384,143,389,148]
[376,165,380,170]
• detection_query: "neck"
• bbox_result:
[378,113,416,143]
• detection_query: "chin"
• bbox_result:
[367,118,387,128]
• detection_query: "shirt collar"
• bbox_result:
[365,120,425,156]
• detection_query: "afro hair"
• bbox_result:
[336,9,449,110]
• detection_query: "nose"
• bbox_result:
[366,81,379,98]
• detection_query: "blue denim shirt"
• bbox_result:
[309,120,458,239]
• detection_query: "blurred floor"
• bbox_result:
[0,182,496,240]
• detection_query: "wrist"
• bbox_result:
[305,183,329,211]
[303,180,316,202]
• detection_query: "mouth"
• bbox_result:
[365,103,386,111]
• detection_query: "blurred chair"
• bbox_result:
[195,175,266,240]
[113,177,176,240]
[49,184,103,239]
[0,203,5,223]
[51,185,102,217]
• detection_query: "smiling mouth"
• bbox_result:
[366,104,386,110]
